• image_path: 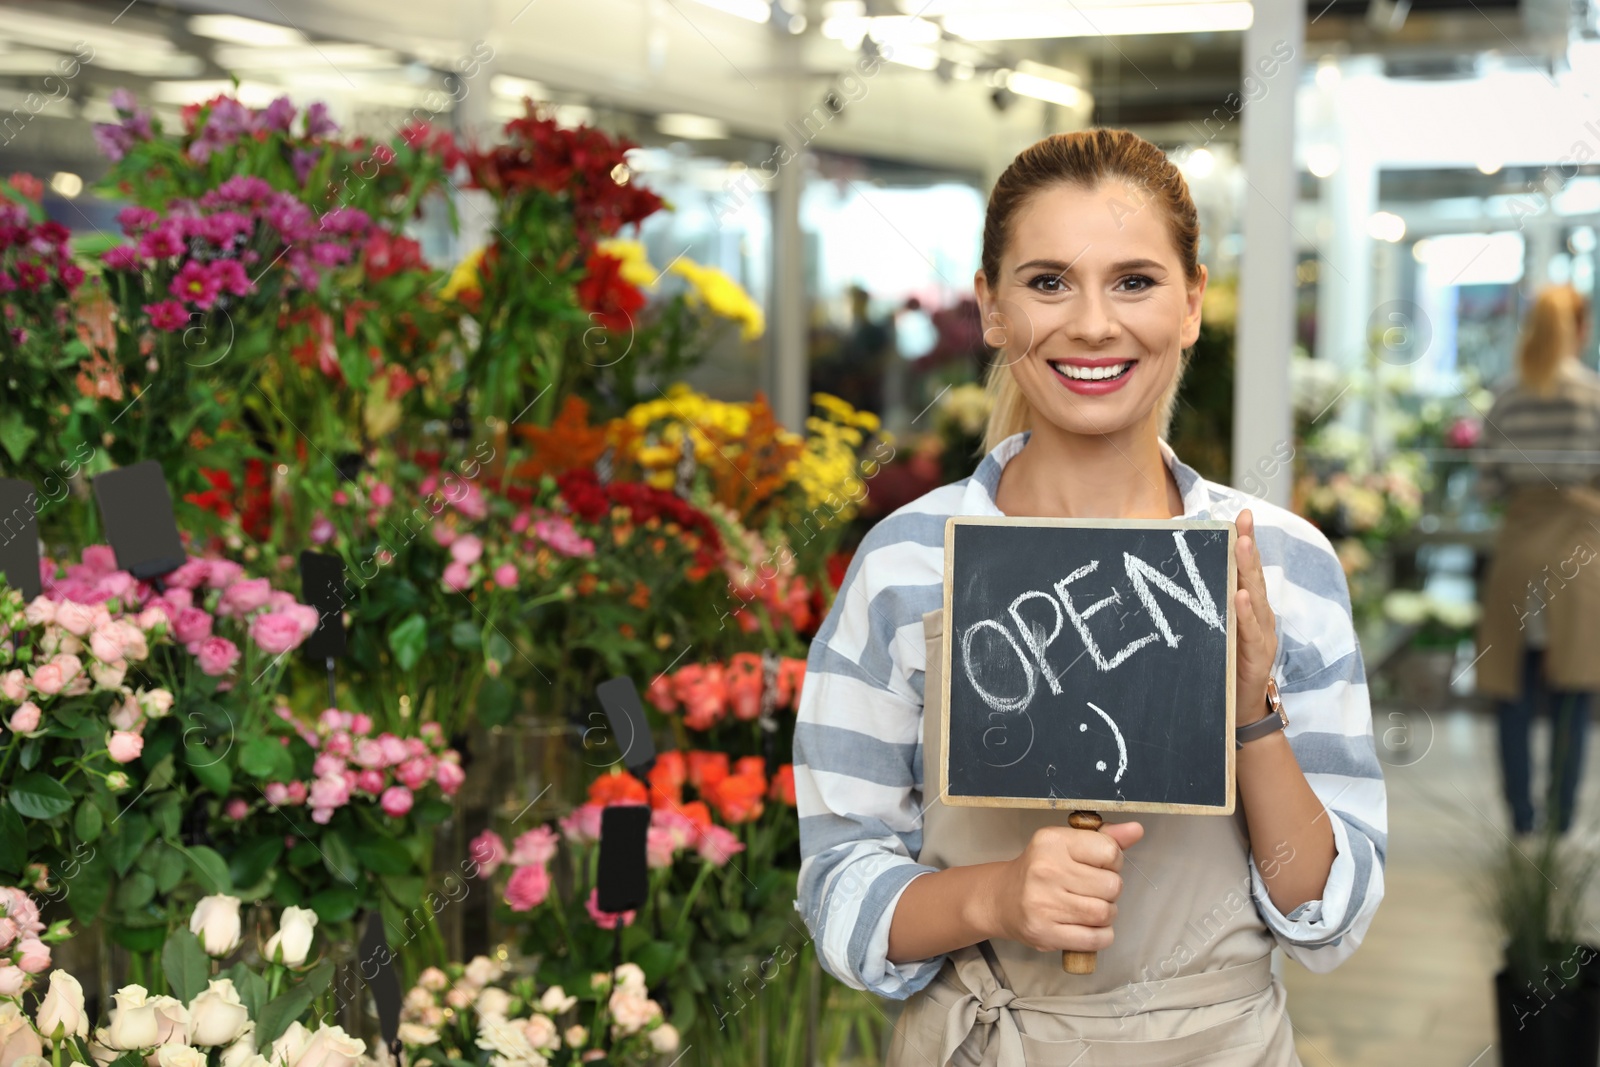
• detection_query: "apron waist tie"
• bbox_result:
[939,946,1274,1067]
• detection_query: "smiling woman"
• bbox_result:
[793,129,1387,1067]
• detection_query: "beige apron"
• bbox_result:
[886,610,1301,1067]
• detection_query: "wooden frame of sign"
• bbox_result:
[938,515,1237,816]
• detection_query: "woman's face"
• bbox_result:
[976,180,1205,439]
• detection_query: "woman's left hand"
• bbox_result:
[1235,508,1279,726]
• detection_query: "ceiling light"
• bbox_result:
[492,75,547,100]
[187,14,306,47]
[1477,159,1502,175]
[1182,147,1216,177]
[931,1,1252,41]
[0,6,175,56]
[151,80,287,108]
[213,44,400,72]
[553,104,595,128]
[687,0,772,23]
[887,44,942,71]
[1315,59,1341,89]
[1305,144,1340,178]
[821,15,941,45]
[657,112,730,140]
[1005,68,1088,109]
[48,172,81,199]
[0,50,70,76]
[1368,211,1406,242]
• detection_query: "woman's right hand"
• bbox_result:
[985,821,1146,953]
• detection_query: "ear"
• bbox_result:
[974,269,993,320]
[1180,264,1208,349]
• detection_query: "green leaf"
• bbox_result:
[186,746,233,797]
[160,929,210,1005]
[450,620,480,650]
[143,754,175,793]
[387,613,428,671]
[307,885,360,924]
[151,794,180,841]
[69,849,111,923]
[180,844,232,894]
[228,836,284,889]
[353,837,413,876]
[414,799,453,827]
[227,962,268,1021]
[18,739,39,772]
[9,772,74,819]
[256,960,334,1045]
[108,814,154,877]
[154,845,186,894]
[477,675,513,728]
[108,1052,144,1067]
[0,806,27,875]
[286,841,319,869]
[73,801,103,844]
[484,630,513,665]
[320,830,360,885]
[239,738,293,782]
[113,871,156,912]
[0,410,38,465]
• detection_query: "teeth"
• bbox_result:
[1051,361,1131,381]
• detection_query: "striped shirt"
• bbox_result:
[1476,360,1600,494]
[793,432,1388,998]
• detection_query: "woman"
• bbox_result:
[793,130,1387,1066]
[1474,283,1600,837]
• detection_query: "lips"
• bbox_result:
[1047,358,1137,395]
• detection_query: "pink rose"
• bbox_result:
[250,612,305,655]
[107,731,144,764]
[165,558,210,589]
[8,703,40,734]
[452,483,488,521]
[354,769,383,794]
[285,781,308,805]
[584,887,635,929]
[219,576,271,615]
[435,758,465,796]
[0,966,24,997]
[396,756,434,791]
[431,523,458,548]
[379,786,413,817]
[371,482,394,507]
[22,598,54,626]
[29,665,63,696]
[205,559,244,589]
[506,864,551,912]
[698,825,745,867]
[450,535,484,565]
[0,918,17,951]
[442,561,472,591]
[0,671,25,703]
[469,830,507,877]
[310,516,334,544]
[510,826,559,868]
[14,938,48,974]
[135,605,169,633]
[646,826,678,869]
[172,607,213,645]
[559,803,603,843]
[264,782,291,806]
[95,571,134,601]
[107,696,144,732]
[493,563,518,589]
[350,713,373,736]
[81,545,117,574]
[309,774,351,811]
[312,753,344,778]
[286,603,320,638]
[89,626,124,663]
[225,798,249,820]
[353,739,385,768]
[53,601,95,636]
[377,734,407,766]
[196,637,241,676]
[324,731,353,758]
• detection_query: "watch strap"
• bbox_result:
[1236,679,1287,749]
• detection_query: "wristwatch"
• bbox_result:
[1236,677,1288,749]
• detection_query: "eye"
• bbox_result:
[1117,274,1156,293]
[1028,273,1066,293]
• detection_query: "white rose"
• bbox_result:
[293,1025,366,1067]
[402,988,434,1015]
[86,1031,118,1067]
[649,1024,679,1053]
[521,1015,558,1052]
[187,980,250,1047]
[149,996,189,1047]
[395,1024,438,1048]
[263,907,318,968]
[416,969,448,993]
[474,1018,534,1061]
[611,963,646,997]
[461,957,503,988]
[103,986,157,1051]
[443,989,471,1011]
[562,1026,586,1049]
[537,987,576,1015]
[13,1056,47,1067]
[35,972,87,1043]
[189,896,243,958]
[219,1026,257,1067]
[0,1001,42,1064]
[155,1045,207,1067]
[269,1021,312,1067]
[605,991,659,1037]
[473,989,512,1021]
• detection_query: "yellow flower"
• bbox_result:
[441,246,486,301]
[597,238,659,291]
[670,259,765,340]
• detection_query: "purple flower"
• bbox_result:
[205,176,273,208]
[264,197,315,243]
[310,242,350,267]
[210,259,253,298]
[304,101,338,137]
[259,96,296,133]
[291,147,321,186]
[143,300,188,331]
[170,260,222,309]
[195,211,252,247]
[318,206,371,237]
[101,246,140,272]
[116,206,158,236]
[135,224,184,261]
[109,88,137,113]
[92,124,133,162]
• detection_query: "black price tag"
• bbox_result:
[93,461,185,580]
[359,911,403,1052]
[298,550,348,660]
[596,804,651,914]
[0,479,41,603]
[596,676,657,773]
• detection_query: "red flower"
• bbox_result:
[184,468,236,520]
[171,259,222,309]
[679,800,713,829]
[363,231,427,281]
[769,764,796,807]
[707,772,765,824]
[648,750,686,808]
[576,251,645,334]
[588,768,650,807]
[8,173,42,203]
[777,657,806,709]
[734,756,765,779]
[686,751,729,793]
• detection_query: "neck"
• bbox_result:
[996,415,1182,520]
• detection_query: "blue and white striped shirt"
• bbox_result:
[793,432,1388,998]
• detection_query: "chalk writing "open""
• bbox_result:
[959,530,1226,714]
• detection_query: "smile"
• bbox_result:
[1046,359,1138,395]
[1049,360,1134,382]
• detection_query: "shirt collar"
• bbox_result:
[962,431,1212,519]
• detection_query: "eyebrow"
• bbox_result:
[1013,258,1166,274]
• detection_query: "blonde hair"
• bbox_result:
[1516,284,1590,397]
[979,129,1202,455]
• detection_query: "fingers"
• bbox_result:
[1100,820,1145,851]
[1237,588,1262,649]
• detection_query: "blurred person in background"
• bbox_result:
[1474,283,1600,836]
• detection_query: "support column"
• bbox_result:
[770,39,808,432]
[1232,0,1304,506]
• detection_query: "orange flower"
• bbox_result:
[680,800,713,829]
[777,658,806,709]
[734,755,765,780]
[686,751,729,792]
[769,764,796,806]
[727,653,763,721]
[645,674,677,713]
[587,768,649,806]
[648,751,686,808]
[628,581,651,610]
[576,573,598,597]
[708,773,766,824]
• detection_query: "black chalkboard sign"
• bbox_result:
[0,479,41,603]
[93,461,185,580]
[940,517,1237,815]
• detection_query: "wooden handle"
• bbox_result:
[1062,810,1103,975]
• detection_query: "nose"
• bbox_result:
[1065,288,1119,347]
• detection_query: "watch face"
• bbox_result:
[1266,678,1287,724]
